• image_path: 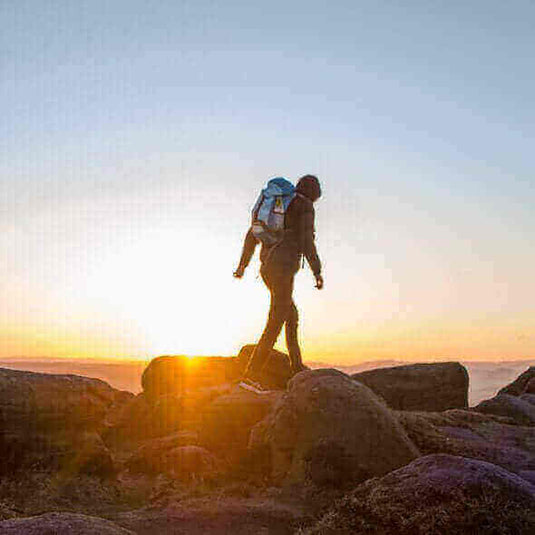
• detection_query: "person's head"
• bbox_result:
[296,174,321,202]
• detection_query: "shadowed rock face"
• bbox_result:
[472,368,535,425]
[396,409,535,481]
[352,362,469,412]
[0,512,135,534]
[0,367,131,432]
[199,389,282,461]
[498,366,535,396]
[0,367,130,473]
[250,369,419,486]
[304,454,535,535]
[474,393,535,425]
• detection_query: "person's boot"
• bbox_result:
[238,376,270,394]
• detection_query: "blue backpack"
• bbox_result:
[251,177,296,246]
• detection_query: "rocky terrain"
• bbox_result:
[0,352,533,534]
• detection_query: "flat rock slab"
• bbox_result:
[352,362,468,411]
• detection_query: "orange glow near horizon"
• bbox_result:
[3,311,535,365]
[2,213,534,365]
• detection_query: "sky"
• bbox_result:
[1,0,534,363]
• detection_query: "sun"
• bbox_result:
[85,229,266,357]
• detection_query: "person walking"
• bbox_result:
[233,175,323,393]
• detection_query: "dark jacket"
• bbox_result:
[237,183,322,276]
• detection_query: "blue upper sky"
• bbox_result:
[1,1,534,360]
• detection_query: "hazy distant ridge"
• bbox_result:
[1,357,534,406]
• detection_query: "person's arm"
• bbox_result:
[234,227,258,277]
[301,203,323,287]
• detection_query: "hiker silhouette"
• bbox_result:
[234,175,323,393]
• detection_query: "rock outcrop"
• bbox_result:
[498,366,535,396]
[474,393,535,425]
[352,362,469,411]
[396,408,535,482]
[141,356,239,402]
[141,348,295,403]
[0,367,131,432]
[0,367,130,473]
[304,454,535,534]
[0,512,135,534]
[250,369,419,486]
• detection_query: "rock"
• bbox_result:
[150,386,232,434]
[0,512,134,534]
[199,389,281,461]
[352,362,469,411]
[0,367,130,471]
[0,367,130,433]
[102,393,154,446]
[236,345,295,389]
[141,356,239,401]
[499,366,535,396]
[114,495,311,535]
[250,369,419,486]
[141,348,295,404]
[164,445,218,481]
[104,385,232,445]
[303,454,535,534]
[125,430,199,473]
[474,393,535,425]
[64,431,116,477]
[396,409,535,480]
[126,437,216,481]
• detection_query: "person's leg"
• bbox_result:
[285,301,304,373]
[244,268,294,381]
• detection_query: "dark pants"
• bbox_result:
[244,264,304,380]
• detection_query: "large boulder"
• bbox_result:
[474,393,535,425]
[199,389,281,462]
[304,454,535,534]
[141,356,239,402]
[0,512,134,534]
[0,367,131,433]
[498,366,535,396]
[0,368,130,472]
[352,362,468,411]
[250,369,419,486]
[141,349,295,404]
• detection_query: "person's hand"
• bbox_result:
[233,266,244,278]
[315,273,324,290]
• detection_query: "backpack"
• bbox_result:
[251,177,296,246]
